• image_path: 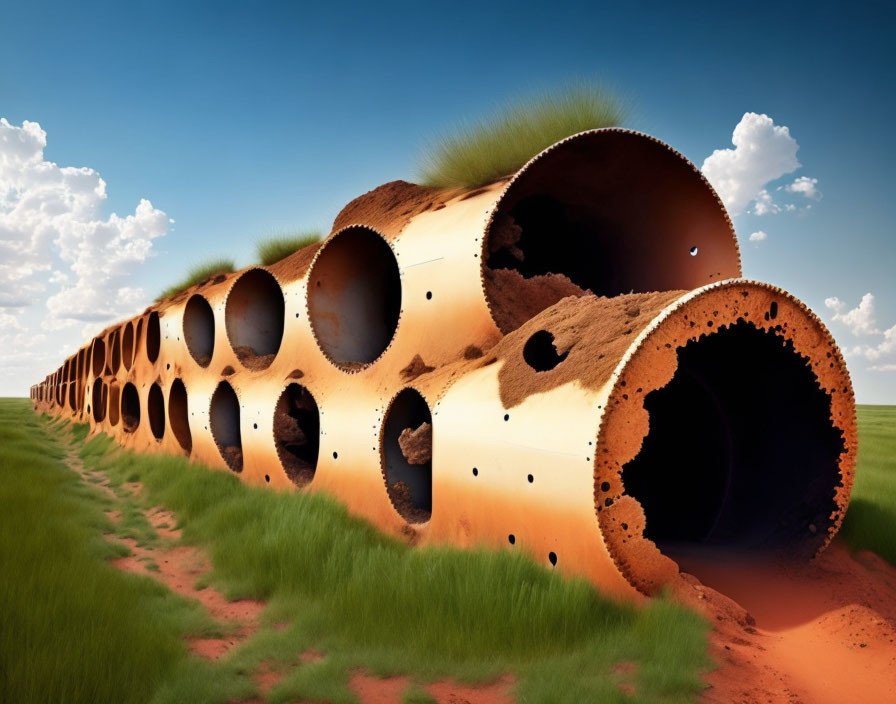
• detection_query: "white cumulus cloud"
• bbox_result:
[748,230,767,242]
[0,117,171,394]
[701,112,801,216]
[824,293,880,336]
[784,175,821,200]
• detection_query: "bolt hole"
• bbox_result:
[253,423,258,430]
[527,474,534,483]
[425,291,432,300]
[333,451,338,459]
[472,467,478,476]
[548,551,557,566]
[264,474,270,483]
[508,534,516,545]
[689,246,698,256]
[503,413,510,421]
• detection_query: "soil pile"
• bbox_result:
[234,346,276,371]
[484,268,591,334]
[332,181,446,240]
[273,386,319,487]
[221,445,243,472]
[398,422,432,465]
[400,354,435,382]
[387,481,431,524]
[267,240,323,284]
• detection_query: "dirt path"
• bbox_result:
[673,543,896,703]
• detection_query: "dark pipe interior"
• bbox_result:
[485,131,738,331]
[92,378,106,423]
[308,227,401,367]
[621,320,844,556]
[148,383,165,440]
[110,329,121,373]
[168,378,192,454]
[382,388,432,523]
[91,338,105,377]
[273,383,320,487]
[210,381,242,472]
[225,269,284,369]
[122,322,134,371]
[146,312,161,363]
[121,382,141,433]
[108,383,121,426]
[184,294,215,367]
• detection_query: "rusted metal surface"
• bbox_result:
[31,130,854,599]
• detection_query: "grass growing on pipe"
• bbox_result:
[156,258,236,301]
[418,84,628,189]
[256,231,321,266]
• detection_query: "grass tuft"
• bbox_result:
[256,231,322,266]
[156,258,236,301]
[419,84,627,189]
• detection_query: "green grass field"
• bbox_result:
[2,400,893,704]
[840,405,896,564]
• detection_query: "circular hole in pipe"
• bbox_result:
[483,130,739,333]
[110,328,121,373]
[210,381,242,472]
[522,330,569,372]
[122,321,135,371]
[225,269,284,370]
[381,387,432,524]
[620,320,845,557]
[146,312,161,364]
[184,294,215,367]
[121,382,140,433]
[108,382,120,426]
[148,382,165,441]
[92,378,107,423]
[307,226,401,369]
[168,378,192,454]
[91,337,105,378]
[273,383,320,488]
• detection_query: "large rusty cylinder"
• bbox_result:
[31,130,855,600]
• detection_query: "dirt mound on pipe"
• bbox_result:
[400,354,435,381]
[221,446,243,472]
[266,239,323,284]
[233,346,276,371]
[388,481,432,524]
[485,291,684,408]
[398,422,432,465]
[484,268,592,334]
[332,181,450,239]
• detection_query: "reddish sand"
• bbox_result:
[349,671,515,704]
[671,542,896,703]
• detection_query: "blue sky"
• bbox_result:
[1,0,894,401]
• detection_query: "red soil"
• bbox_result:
[670,541,896,703]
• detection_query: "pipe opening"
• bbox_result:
[308,226,401,370]
[148,382,165,441]
[110,329,121,373]
[273,383,320,488]
[522,330,569,372]
[92,378,107,423]
[122,321,135,371]
[67,382,76,411]
[146,312,161,364]
[484,130,738,333]
[109,382,121,426]
[381,388,432,524]
[168,378,192,454]
[621,320,844,558]
[224,269,284,370]
[121,382,140,433]
[210,381,242,472]
[184,294,215,367]
[91,337,105,378]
